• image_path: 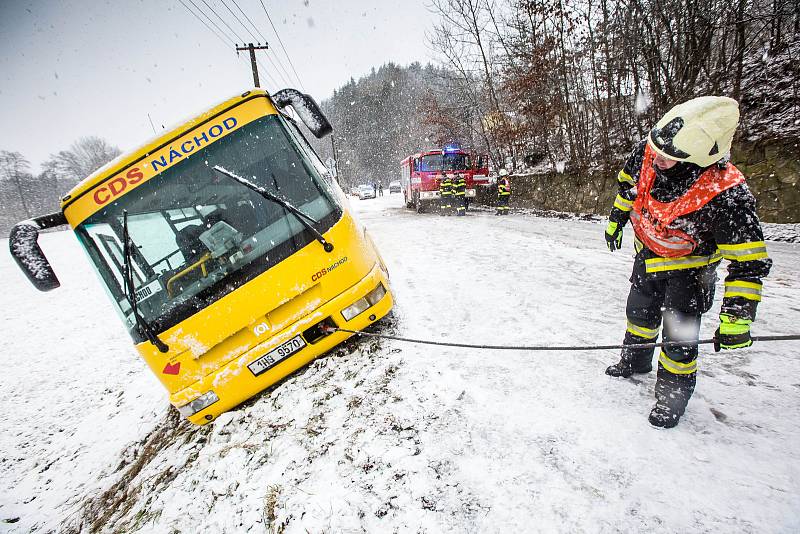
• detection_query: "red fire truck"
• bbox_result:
[399,146,489,212]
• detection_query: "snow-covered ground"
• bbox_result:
[2,193,799,533]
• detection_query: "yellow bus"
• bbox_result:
[9,88,393,425]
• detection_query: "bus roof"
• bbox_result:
[60,89,276,211]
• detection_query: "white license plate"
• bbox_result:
[248,335,306,376]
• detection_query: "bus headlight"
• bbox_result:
[365,282,386,306]
[177,390,219,418]
[341,283,386,321]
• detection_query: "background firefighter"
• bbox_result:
[452,173,467,216]
[439,173,453,215]
[496,168,511,215]
[604,96,772,429]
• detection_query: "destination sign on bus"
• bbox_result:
[64,97,275,226]
[92,118,239,207]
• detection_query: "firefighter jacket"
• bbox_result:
[439,176,453,196]
[609,139,772,321]
[452,175,466,197]
[498,177,511,197]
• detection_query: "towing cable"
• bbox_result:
[323,326,800,352]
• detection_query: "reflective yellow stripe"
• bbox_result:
[658,351,697,375]
[645,252,723,273]
[627,320,660,339]
[613,194,633,212]
[618,170,635,186]
[724,280,763,301]
[725,280,762,290]
[634,237,644,253]
[718,241,769,262]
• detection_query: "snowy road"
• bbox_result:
[2,193,799,532]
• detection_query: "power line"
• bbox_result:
[258,0,306,90]
[219,0,260,43]
[263,45,297,89]
[253,45,292,88]
[201,0,246,44]
[255,57,281,88]
[230,0,268,42]
[178,0,234,47]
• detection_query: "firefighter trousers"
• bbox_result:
[496,195,509,214]
[454,194,466,215]
[440,193,452,213]
[621,258,717,373]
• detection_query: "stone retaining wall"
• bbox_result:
[498,140,799,223]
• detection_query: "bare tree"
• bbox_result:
[0,150,33,218]
[42,136,122,186]
[427,0,512,167]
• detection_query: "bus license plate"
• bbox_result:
[248,335,306,376]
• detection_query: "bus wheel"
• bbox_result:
[414,193,425,213]
[404,191,412,209]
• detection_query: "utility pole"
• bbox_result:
[235,43,269,87]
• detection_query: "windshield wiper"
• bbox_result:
[122,211,170,353]
[212,165,334,252]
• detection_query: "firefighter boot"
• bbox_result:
[605,343,653,378]
[648,364,696,428]
[605,359,653,378]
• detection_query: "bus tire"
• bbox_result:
[404,191,413,209]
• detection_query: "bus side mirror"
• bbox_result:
[8,212,68,291]
[272,88,333,139]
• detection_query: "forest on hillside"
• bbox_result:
[314,0,799,190]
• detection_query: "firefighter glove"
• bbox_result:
[605,221,623,251]
[714,314,753,352]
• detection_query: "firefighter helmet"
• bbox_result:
[648,96,739,168]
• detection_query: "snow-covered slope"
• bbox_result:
[2,194,799,532]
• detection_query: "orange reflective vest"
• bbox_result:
[629,144,745,258]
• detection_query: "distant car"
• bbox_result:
[389,180,401,193]
[358,184,376,199]
[350,186,360,196]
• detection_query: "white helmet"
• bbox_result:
[498,169,509,176]
[648,96,739,168]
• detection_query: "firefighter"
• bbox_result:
[604,96,772,428]
[496,169,511,215]
[452,173,467,216]
[439,173,453,215]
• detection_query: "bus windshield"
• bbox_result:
[417,152,472,172]
[74,113,342,341]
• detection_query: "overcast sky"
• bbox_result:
[0,0,435,172]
